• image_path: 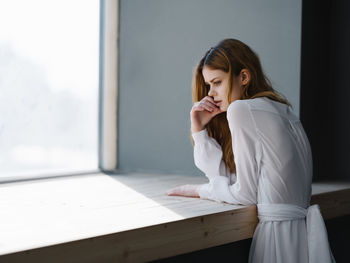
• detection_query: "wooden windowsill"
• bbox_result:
[0,172,349,263]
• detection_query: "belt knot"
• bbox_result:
[257,203,308,222]
[255,203,335,262]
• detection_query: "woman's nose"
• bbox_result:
[208,87,215,96]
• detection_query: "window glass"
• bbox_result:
[0,0,100,178]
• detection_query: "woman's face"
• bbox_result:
[202,66,243,112]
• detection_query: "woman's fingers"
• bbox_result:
[166,184,201,197]
[191,104,209,113]
[204,97,221,109]
[192,96,220,113]
[194,105,206,112]
[202,101,216,112]
[166,186,185,196]
[194,100,218,113]
[165,188,178,195]
[204,96,219,106]
[203,96,215,103]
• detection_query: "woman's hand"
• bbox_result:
[165,184,204,198]
[190,96,223,133]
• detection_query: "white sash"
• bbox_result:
[257,203,336,263]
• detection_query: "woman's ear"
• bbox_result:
[239,69,251,86]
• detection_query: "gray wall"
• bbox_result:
[117,0,302,175]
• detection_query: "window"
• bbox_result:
[0,0,118,182]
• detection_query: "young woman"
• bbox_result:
[166,39,335,263]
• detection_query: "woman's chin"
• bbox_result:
[220,105,228,112]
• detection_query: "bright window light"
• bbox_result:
[0,0,100,178]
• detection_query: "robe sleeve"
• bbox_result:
[197,100,262,205]
[192,129,237,185]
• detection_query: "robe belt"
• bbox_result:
[257,203,336,263]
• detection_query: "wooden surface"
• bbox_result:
[0,172,349,263]
[311,188,350,220]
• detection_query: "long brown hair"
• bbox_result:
[191,38,291,174]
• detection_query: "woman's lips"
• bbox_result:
[214,100,221,106]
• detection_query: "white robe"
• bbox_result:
[192,97,335,263]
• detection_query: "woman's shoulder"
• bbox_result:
[228,97,298,121]
[227,99,248,113]
[227,97,265,117]
[226,99,254,126]
[228,96,273,110]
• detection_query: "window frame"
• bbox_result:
[99,0,118,173]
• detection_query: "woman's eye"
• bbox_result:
[214,81,221,86]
